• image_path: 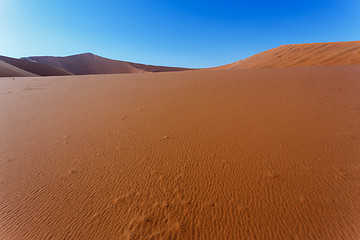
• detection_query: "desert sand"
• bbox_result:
[1,65,360,239]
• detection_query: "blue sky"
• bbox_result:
[0,0,359,68]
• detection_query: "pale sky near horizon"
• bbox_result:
[0,0,359,68]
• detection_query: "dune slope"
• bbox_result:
[1,67,360,239]
[218,41,360,70]
[0,55,72,76]
[23,53,190,75]
[0,60,38,77]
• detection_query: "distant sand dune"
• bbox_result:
[0,60,38,77]
[23,53,190,75]
[0,55,72,76]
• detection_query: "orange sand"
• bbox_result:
[1,66,360,239]
[211,41,360,70]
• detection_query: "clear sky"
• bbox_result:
[0,0,359,68]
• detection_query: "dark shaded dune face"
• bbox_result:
[23,54,120,75]
[215,41,360,70]
[0,60,38,77]
[54,53,144,75]
[21,56,72,74]
[26,53,190,75]
[0,56,72,76]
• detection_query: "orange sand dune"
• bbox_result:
[214,41,360,70]
[0,60,38,77]
[0,55,72,76]
[1,66,359,239]
[24,53,190,75]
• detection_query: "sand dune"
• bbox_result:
[2,40,358,78]
[0,60,38,77]
[23,53,190,75]
[0,55,72,77]
[214,41,360,70]
[1,66,359,239]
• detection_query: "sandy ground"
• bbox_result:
[1,67,360,239]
